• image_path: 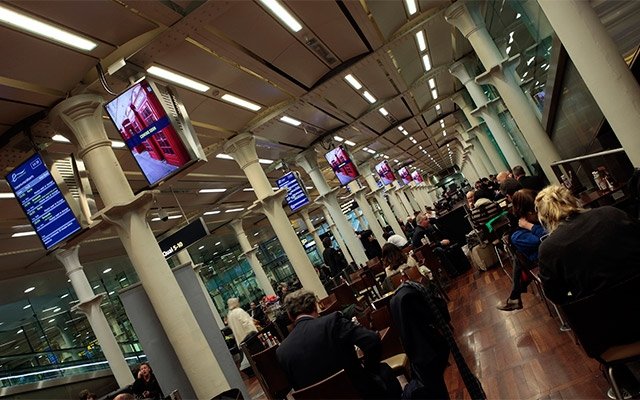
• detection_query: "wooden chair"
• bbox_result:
[366,257,380,267]
[318,294,337,311]
[379,326,410,381]
[318,300,340,316]
[370,306,392,331]
[248,345,291,400]
[330,283,357,307]
[290,369,361,399]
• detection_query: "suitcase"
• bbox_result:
[470,243,499,271]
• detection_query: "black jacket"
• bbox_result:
[322,247,347,276]
[412,224,442,249]
[517,175,545,193]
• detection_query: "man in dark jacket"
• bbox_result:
[513,165,544,193]
[276,289,401,399]
[322,237,347,277]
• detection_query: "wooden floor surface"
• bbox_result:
[244,267,611,399]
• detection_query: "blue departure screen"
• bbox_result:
[7,154,82,250]
[276,172,310,212]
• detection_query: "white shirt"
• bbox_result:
[227,307,258,346]
[387,234,408,248]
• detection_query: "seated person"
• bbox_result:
[513,165,545,193]
[276,289,401,399]
[381,243,431,279]
[382,231,408,248]
[497,189,547,311]
[132,362,163,400]
[412,213,464,277]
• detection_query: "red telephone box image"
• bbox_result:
[375,160,396,185]
[398,167,413,185]
[324,145,359,186]
[105,80,192,185]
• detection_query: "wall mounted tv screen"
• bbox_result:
[276,171,310,212]
[375,160,396,186]
[6,153,82,250]
[411,170,424,184]
[398,166,413,185]
[324,145,359,186]
[105,80,195,186]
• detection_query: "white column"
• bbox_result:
[446,2,560,183]
[410,182,428,211]
[362,167,406,239]
[224,134,327,297]
[296,150,368,266]
[50,96,229,399]
[301,209,325,255]
[471,135,497,175]
[387,183,410,221]
[402,186,421,212]
[347,181,386,247]
[321,206,353,264]
[55,246,133,387]
[228,220,276,297]
[538,0,640,167]
[393,182,413,219]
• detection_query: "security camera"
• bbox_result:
[158,207,169,222]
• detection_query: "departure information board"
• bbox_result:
[6,153,82,250]
[276,172,309,212]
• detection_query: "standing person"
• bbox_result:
[132,362,163,400]
[227,297,258,372]
[250,301,267,327]
[497,189,546,311]
[276,289,401,399]
[322,237,347,277]
[513,165,544,193]
[360,229,382,260]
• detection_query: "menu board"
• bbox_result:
[276,171,309,212]
[6,153,82,249]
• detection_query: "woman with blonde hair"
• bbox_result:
[535,185,640,304]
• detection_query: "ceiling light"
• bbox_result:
[204,210,221,215]
[60,294,69,299]
[394,159,399,163]
[242,188,254,192]
[435,104,441,111]
[523,71,528,78]
[431,89,438,99]
[48,319,55,323]
[418,146,423,150]
[17,329,23,334]
[23,305,30,309]
[409,136,414,141]
[404,0,418,15]
[0,193,15,199]
[443,130,447,137]
[52,134,70,143]
[344,140,356,147]
[383,155,389,159]
[366,148,376,154]
[416,31,426,52]
[12,231,36,238]
[333,135,344,142]
[506,46,511,55]
[280,116,301,126]
[544,65,549,71]
[216,154,234,160]
[306,186,313,189]
[53,307,61,312]
[199,188,227,193]
[215,242,221,245]
[198,246,205,250]
[259,0,303,32]
[254,232,259,236]
[428,78,436,89]
[147,66,209,92]
[440,119,445,128]
[527,56,535,66]
[422,54,432,72]
[378,108,389,116]
[344,74,362,90]
[221,94,262,111]
[24,287,35,293]
[102,268,112,274]
[151,215,181,222]
[111,140,126,148]
[362,91,376,103]
[0,4,97,51]
[516,13,521,19]
[259,158,273,165]
[225,208,244,213]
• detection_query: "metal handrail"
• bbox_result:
[550,148,625,166]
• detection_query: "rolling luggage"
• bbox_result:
[470,244,498,271]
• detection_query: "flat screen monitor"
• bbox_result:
[105,80,197,186]
[375,160,396,186]
[398,166,413,185]
[411,170,424,184]
[324,145,359,186]
[276,171,310,212]
[6,153,82,250]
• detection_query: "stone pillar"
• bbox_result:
[389,182,411,221]
[538,0,640,167]
[446,2,560,182]
[402,185,421,212]
[51,96,229,399]
[409,182,428,211]
[296,150,368,265]
[55,246,133,387]
[466,143,490,178]
[347,181,386,247]
[301,209,325,255]
[471,135,497,175]
[321,206,354,264]
[362,167,406,239]
[228,220,276,297]
[224,135,326,297]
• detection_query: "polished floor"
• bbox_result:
[244,267,611,399]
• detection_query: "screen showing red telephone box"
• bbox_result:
[324,145,359,186]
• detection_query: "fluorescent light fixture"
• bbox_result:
[52,134,70,143]
[306,186,313,189]
[12,231,36,238]
[409,136,414,141]
[198,246,205,250]
[508,36,514,45]
[48,319,55,323]
[544,65,549,71]
[428,78,436,89]
[53,307,61,312]
[102,268,112,274]
[506,46,511,55]
[221,93,262,111]
[259,0,303,32]
[416,31,426,52]
[404,0,418,15]
[333,135,344,142]
[443,130,447,137]
[435,104,441,111]
[523,71,528,78]
[119,277,126,282]
[440,119,445,128]
[516,13,521,19]
[344,140,356,147]
[344,74,362,90]
[431,89,438,99]
[0,193,15,199]
[422,54,432,71]
[280,116,301,126]
[397,126,404,131]
[366,148,376,154]
[147,66,209,92]
[394,159,399,163]
[225,208,244,213]
[111,140,125,148]
[242,188,255,192]
[151,215,181,221]
[362,91,376,103]
[60,294,69,299]
[204,210,221,215]
[383,155,389,159]
[362,147,370,152]
[23,305,31,309]
[24,287,35,293]
[17,329,23,334]
[378,107,389,116]
[216,153,234,160]
[418,146,423,150]
[259,158,274,165]
[199,188,227,193]
[0,4,97,51]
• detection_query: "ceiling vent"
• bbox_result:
[304,36,339,67]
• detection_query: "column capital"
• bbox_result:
[50,95,110,156]
[55,245,81,272]
[475,54,520,86]
[223,133,259,170]
[228,219,244,236]
[73,294,105,315]
[445,1,485,38]
[294,148,321,174]
[450,90,473,111]
[449,59,475,85]
[471,97,502,117]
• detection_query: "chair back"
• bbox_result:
[330,283,356,307]
[251,345,291,400]
[317,294,337,310]
[368,261,385,276]
[404,266,424,283]
[388,273,404,290]
[366,257,380,267]
[370,306,392,331]
[318,300,340,316]
[559,274,640,361]
[290,369,361,399]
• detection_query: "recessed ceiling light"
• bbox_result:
[52,134,70,143]
[254,232,260,236]
[366,148,376,154]
[416,31,426,52]
[0,4,97,51]
[23,305,31,309]
[344,140,356,147]
[404,0,418,15]
[53,307,61,312]
[344,74,362,90]
[383,155,389,159]
[431,89,438,99]
[225,208,244,213]
[506,46,511,55]
[12,231,36,238]
[17,329,23,334]
[516,13,521,19]
[242,188,254,192]
[259,0,303,32]
[216,153,234,160]
[0,193,15,199]
[102,268,112,274]
[60,294,69,299]
[147,66,210,93]
[198,246,205,250]
[204,210,221,215]
[151,215,181,222]
[111,140,126,148]
[409,136,414,141]
[527,56,535,66]
[199,188,227,193]
[422,54,432,72]
[378,108,389,116]
[48,319,55,323]
[24,287,35,293]
[259,159,274,165]
[428,78,436,89]
[333,135,344,142]
[362,91,376,103]
[435,104,441,111]
[221,94,262,111]
[280,116,301,126]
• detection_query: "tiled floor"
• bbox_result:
[244,267,611,399]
